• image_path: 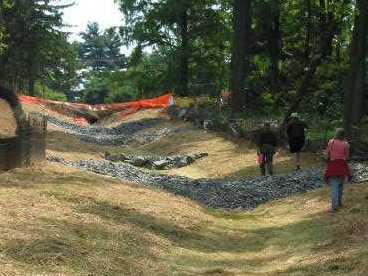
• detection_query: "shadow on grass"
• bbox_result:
[139,125,256,155]
[2,181,366,275]
[51,194,347,274]
[2,217,160,275]
[227,152,322,179]
[0,167,108,189]
[62,194,332,254]
[47,130,111,155]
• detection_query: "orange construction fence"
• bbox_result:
[19,93,174,112]
[19,93,175,126]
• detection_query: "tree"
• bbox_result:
[0,0,73,95]
[104,27,126,70]
[79,22,126,72]
[230,0,252,113]
[43,41,80,101]
[117,0,228,96]
[343,0,368,142]
[282,0,351,122]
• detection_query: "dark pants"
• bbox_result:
[260,144,275,176]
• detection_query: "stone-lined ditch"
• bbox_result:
[47,116,176,146]
[48,155,368,210]
[45,113,368,209]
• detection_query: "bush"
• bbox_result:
[106,84,140,103]
[34,83,67,101]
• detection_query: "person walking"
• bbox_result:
[286,113,307,170]
[324,128,351,212]
[257,122,278,176]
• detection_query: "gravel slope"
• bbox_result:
[47,116,175,145]
[48,155,368,210]
[45,113,368,209]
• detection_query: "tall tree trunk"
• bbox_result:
[283,0,341,124]
[269,0,281,94]
[27,55,38,96]
[304,0,312,64]
[231,0,252,113]
[319,0,327,34]
[343,0,368,141]
[319,0,334,58]
[178,6,189,96]
[28,78,35,96]
[12,79,17,95]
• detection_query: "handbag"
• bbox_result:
[257,153,264,165]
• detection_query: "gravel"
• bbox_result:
[45,113,368,210]
[47,155,368,210]
[105,152,209,170]
[47,116,175,146]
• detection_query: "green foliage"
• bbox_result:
[79,22,126,72]
[0,0,76,96]
[106,84,139,103]
[0,0,362,123]
[82,75,110,104]
[43,41,81,101]
[82,72,140,104]
[34,83,67,102]
[117,0,230,96]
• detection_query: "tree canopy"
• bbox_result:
[0,0,367,140]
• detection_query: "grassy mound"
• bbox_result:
[0,165,367,275]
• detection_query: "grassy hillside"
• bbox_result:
[0,165,367,275]
[1,106,367,275]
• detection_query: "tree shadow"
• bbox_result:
[2,218,160,275]
[226,153,322,179]
[1,168,364,275]
[37,193,343,274]
[0,167,109,189]
[65,194,331,254]
[46,130,112,155]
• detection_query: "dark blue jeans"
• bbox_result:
[329,177,344,210]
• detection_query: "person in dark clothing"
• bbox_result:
[286,113,307,170]
[257,123,278,176]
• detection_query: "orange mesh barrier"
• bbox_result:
[19,93,174,118]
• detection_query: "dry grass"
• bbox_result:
[1,104,367,275]
[0,100,16,138]
[22,103,318,180]
[0,164,210,275]
[0,165,367,275]
[120,121,321,179]
[98,108,167,127]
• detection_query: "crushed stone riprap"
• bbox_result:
[46,115,176,146]
[47,155,368,210]
[105,152,209,170]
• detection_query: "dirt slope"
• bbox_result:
[0,99,16,137]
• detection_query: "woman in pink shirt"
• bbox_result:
[324,128,351,212]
